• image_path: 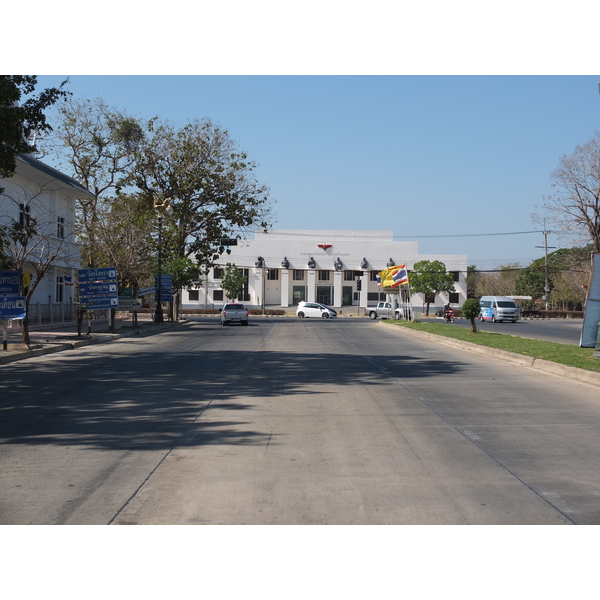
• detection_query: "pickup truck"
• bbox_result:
[364,301,403,320]
[220,303,249,326]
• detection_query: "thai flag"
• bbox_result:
[64,274,74,286]
[391,265,408,287]
[376,273,382,286]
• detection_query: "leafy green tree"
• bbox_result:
[409,260,455,316]
[466,265,481,298]
[0,75,69,183]
[0,76,69,257]
[515,265,546,302]
[220,263,246,301]
[461,297,481,333]
[128,117,273,305]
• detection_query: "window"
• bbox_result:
[189,290,199,301]
[449,292,459,304]
[293,270,304,280]
[318,270,330,281]
[370,271,378,281]
[267,269,279,280]
[19,203,31,228]
[344,270,354,281]
[450,271,460,282]
[214,267,223,279]
[213,290,224,301]
[56,275,64,303]
[57,216,65,239]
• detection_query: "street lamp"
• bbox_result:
[154,198,173,323]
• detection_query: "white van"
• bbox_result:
[479,296,520,323]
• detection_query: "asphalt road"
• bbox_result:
[1,317,600,524]
[422,316,584,345]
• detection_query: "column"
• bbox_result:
[359,273,369,308]
[281,269,290,307]
[333,270,342,307]
[307,269,316,302]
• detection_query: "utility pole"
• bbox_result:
[535,223,556,311]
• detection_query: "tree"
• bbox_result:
[466,265,481,298]
[474,263,521,297]
[128,118,273,304]
[515,265,546,305]
[41,96,145,268]
[409,260,455,316]
[461,297,480,333]
[0,76,69,185]
[1,76,70,256]
[91,192,155,292]
[220,263,246,301]
[541,131,600,252]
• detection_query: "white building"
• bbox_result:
[0,153,93,305]
[183,229,468,313]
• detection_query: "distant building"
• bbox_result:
[0,153,93,305]
[183,229,467,312]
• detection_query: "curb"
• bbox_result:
[0,320,188,365]
[381,321,600,388]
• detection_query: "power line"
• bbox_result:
[394,230,541,239]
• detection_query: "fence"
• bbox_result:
[7,302,110,331]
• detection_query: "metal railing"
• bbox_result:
[8,302,109,331]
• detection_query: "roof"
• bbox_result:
[15,153,93,198]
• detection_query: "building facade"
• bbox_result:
[0,153,93,305]
[183,230,468,313]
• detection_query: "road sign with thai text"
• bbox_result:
[77,268,117,283]
[0,296,26,319]
[0,271,21,295]
[79,282,118,297]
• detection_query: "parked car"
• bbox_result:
[296,301,337,319]
[220,303,249,326]
[364,301,404,320]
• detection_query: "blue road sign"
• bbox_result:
[155,274,173,286]
[80,296,119,310]
[79,281,118,297]
[0,271,21,295]
[155,274,173,302]
[0,296,26,319]
[78,267,117,283]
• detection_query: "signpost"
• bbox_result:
[138,286,155,297]
[0,296,26,320]
[0,272,25,351]
[78,267,119,332]
[155,274,173,302]
[77,267,117,283]
[0,271,21,295]
[117,297,142,311]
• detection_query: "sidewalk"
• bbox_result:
[1,315,184,365]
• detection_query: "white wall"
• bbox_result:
[182,230,468,311]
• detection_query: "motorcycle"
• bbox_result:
[443,307,455,323]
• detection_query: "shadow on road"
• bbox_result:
[0,339,460,451]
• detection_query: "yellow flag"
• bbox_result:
[22,269,31,289]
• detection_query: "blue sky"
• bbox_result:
[35,74,600,270]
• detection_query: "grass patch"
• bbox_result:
[388,320,600,374]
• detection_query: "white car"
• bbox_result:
[296,301,337,319]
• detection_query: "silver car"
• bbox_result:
[296,301,337,319]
